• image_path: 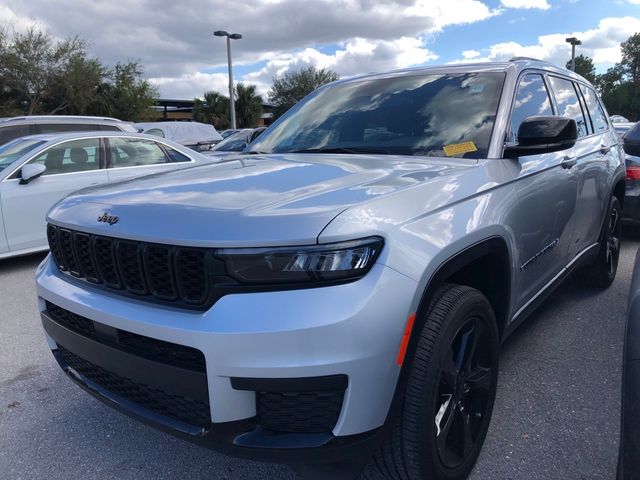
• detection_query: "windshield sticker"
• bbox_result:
[443,141,478,157]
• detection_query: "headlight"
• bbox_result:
[216,237,383,284]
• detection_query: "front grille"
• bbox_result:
[46,301,206,373]
[58,347,211,428]
[47,224,212,309]
[257,390,345,433]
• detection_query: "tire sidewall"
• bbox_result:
[405,288,500,480]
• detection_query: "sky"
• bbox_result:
[0,0,639,100]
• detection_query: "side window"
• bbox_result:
[145,128,165,138]
[0,125,30,146]
[164,146,191,163]
[548,76,589,138]
[108,138,168,168]
[26,138,101,175]
[579,85,610,134]
[510,74,554,142]
[34,123,93,133]
[99,125,122,132]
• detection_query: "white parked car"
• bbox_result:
[0,132,214,259]
[0,115,137,146]
[135,122,223,151]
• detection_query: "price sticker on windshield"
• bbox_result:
[443,141,478,157]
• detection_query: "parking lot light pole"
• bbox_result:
[565,37,582,72]
[214,30,242,129]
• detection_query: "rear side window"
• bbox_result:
[108,138,168,168]
[26,138,101,175]
[0,125,30,146]
[548,76,589,138]
[99,125,122,132]
[34,123,97,133]
[510,73,554,142]
[164,146,191,163]
[579,85,609,134]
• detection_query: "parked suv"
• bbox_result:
[0,115,137,146]
[36,59,624,480]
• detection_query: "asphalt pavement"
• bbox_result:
[1,238,636,480]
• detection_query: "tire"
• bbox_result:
[367,284,500,480]
[576,196,622,288]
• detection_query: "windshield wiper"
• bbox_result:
[286,146,392,155]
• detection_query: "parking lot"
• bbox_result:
[1,237,634,480]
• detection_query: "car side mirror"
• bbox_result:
[623,123,640,157]
[504,116,578,158]
[20,163,46,185]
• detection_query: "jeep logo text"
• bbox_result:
[97,213,119,225]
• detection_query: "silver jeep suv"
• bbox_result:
[36,59,624,480]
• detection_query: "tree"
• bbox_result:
[594,32,640,121]
[621,32,640,86]
[268,66,339,117]
[94,62,158,121]
[235,83,263,128]
[566,54,596,84]
[45,54,105,114]
[193,91,230,129]
[0,27,88,114]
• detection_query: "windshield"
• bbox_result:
[249,72,505,159]
[0,138,47,172]
[212,130,250,151]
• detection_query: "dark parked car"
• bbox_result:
[622,123,640,226]
[204,127,266,156]
[620,249,640,479]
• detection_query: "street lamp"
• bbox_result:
[565,37,582,72]
[214,30,242,129]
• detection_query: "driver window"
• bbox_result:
[26,138,101,176]
[510,74,554,143]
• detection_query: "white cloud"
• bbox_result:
[462,49,481,59]
[500,0,550,8]
[149,72,229,100]
[0,0,498,98]
[454,16,640,68]
[240,37,438,99]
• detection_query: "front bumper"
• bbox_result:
[36,254,417,461]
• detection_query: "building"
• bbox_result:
[151,99,275,126]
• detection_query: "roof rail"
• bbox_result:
[0,115,125,123]
[508,56,546,63]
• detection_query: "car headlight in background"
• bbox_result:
[216,237,383,284]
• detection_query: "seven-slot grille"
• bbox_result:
[47,224,210,308]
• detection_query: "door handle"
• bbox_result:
[600,144,611,155]
[562,155,577,169]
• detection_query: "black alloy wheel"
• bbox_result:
[435,316,494,469]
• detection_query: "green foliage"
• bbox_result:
[0,27,88,114]
[593,32,640,121]
[268,66,339,118]
[193,91,230,129]
[235,82,263,128]
[0,26,157,120]
[95,62,158,121]
[566,54,596,84]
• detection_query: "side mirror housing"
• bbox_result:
[623,123,640,157]
[504,116,578,158]
[20,163,46,185]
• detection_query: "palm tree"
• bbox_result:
[193,91,229,129]
[235,83,263,128]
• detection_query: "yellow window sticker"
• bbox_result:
[443,141,478,157]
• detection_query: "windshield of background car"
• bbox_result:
[211,131,249,151]
[248,72,505,159]
[0,138,47,172]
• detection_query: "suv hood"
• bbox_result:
[48,154,476,247]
